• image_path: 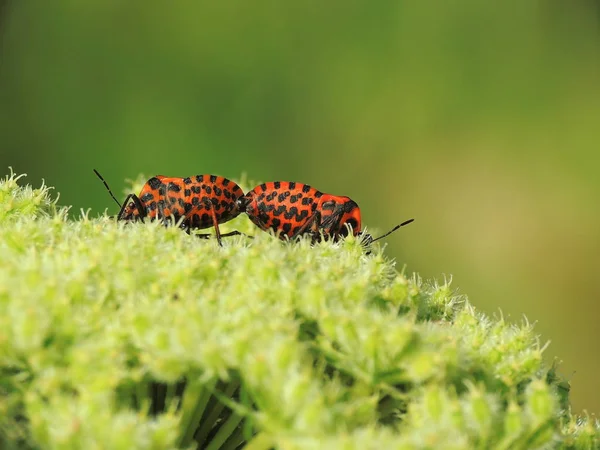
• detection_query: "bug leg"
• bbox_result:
[219,230,247,238]
[206,201,223,246]
[117,194,134,220]
[289,211,322,242]
[194,230,250,240]
[132,195,147,222]
[118,194,147,222]
[157,201,167,225]
[320,204,351,242]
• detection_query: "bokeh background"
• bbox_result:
[1,1,599,413]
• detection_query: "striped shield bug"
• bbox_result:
[94,170,245,246]
[236,181,413,244]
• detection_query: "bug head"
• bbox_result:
[236,189,269,231]
[360,218,414,246]
[235,193,252,214]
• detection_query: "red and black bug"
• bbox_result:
[94,170,245,246]
[236,181,413,244]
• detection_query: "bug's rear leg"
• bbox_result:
[289,211,322,242]
[324,205,350,242]
[194,230,251,240]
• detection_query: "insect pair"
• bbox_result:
[94,170,414,247]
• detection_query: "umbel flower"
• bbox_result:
[0,169,597,449]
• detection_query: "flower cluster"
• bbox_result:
[0,169,597,449]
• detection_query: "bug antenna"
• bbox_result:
[93,169,122,208]
[370,218,414,243]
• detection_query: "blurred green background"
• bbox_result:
[1,1,599,412]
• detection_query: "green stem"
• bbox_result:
[194,380,240,447]
[203,411,243,450]
[178,378,217,447]
[219,423,245,450]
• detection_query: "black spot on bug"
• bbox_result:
[284,207,299,220]
[266,192,277,202]
[184,189,191,197]
[195,175,204,183]
[289,181,296,190]
[224,190,231,199]
[184,203,193,213]
[220,200,229,209]
[205,185,212,195]
[214,186,222,196]
[191,186,201,194]
[258,202,268,213]
[314,191,323,198]
[297,209,309,221]
[169,196,177,204]
[210,175,217,183]
[178,198,185,208]
[201,213,210,223]
[183,177,192,185]
[222,178,231,187]
[346,218,358,230]
[258,212,270,224]
[148,177,162,189]
[278,193,286,202]
[140,192,154,203]
[192,196,200,206]
[339,225,351,237]
[272,205,287,217]
[149,202,157,211]
[301,197,313,205]
[211,198,219,206]
[192,213,201,224]
[292,226,302,235]
[282,223,292,234]
[302,184,311,193]
[272,218,281,228]
[290,195,298,203]
[274,181,281,189]
[344,200,358,213]
[259,184,267,192]
[168,183,181,192]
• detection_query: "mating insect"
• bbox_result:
[236,181,413,244]
[94,170,245,246]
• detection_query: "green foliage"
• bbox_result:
[0,170,597,450]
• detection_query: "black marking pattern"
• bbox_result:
[117,174,245,232]
[240,181,362,241]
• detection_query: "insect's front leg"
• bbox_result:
[117,194,147,222]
